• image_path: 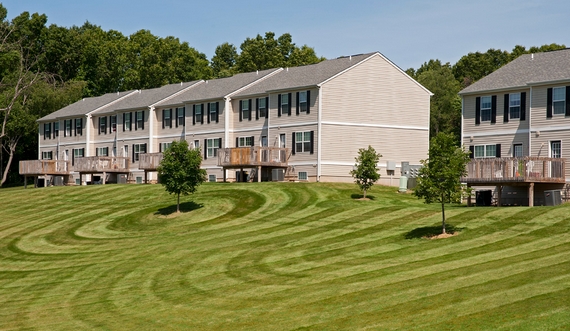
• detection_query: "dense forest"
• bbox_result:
[0,4,565,186]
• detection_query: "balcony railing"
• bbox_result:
[462,157,566,183]
[73,156,130,173]
[218,147,289,168]
[19,160,70,175]
[139,153,163,171]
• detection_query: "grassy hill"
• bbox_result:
[0,182,569,330]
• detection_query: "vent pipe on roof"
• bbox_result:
[350,55,352,61]
[117,91,119,95]
[531,54,534,60]
[256,70,258,75]
[286,67,289,72]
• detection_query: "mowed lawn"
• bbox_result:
[0,182,569,330]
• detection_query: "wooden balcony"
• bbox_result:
[462,157,566,184]
[139,153,163,171]
[73,156,130,173]
[19,160,70,175]
[218,147,289,168]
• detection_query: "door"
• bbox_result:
[279,134,286,148]
[261,136,268,147]
[550,141,562,178]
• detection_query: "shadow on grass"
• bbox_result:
[155,201,203,216]
[404,224,463,239]
[351,193,376,200]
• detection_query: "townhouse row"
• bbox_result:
[29,52,432,185]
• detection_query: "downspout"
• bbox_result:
[224,97,230,147]
[85,114,92,156]
[528,87,532,156]
[37,123,40,159]
[460,97,464,148]
[317,86,322,182]
[148,106,154,153]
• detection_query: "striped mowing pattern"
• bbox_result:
[0,183,568,330]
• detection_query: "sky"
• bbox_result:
[2,0,569,70]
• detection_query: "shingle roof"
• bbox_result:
[157,69,280,107]
[232,53,378,97]
[92,81,202,115]
[39,90,136,121]
[459,48,570,94]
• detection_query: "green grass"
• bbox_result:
[0,182,569,330]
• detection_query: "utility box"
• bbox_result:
[544,190,562,206]
[386,161,396,171]
[54,176,64,186]
[401,161,410,175]
[118,174,127,184]
[272,169,284,182]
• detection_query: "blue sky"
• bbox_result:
[2,0,569,70]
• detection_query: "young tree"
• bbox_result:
[414,132,471,234]
[157,140,207,213]
[350,146,382,199]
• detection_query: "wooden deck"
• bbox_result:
[139,153,163,171]
[19,160,70,175]
[218,147,289,168]
[74,157,130,173]
[462,157,566,185]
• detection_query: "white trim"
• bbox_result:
[40,143,59,148]
[531,125,570,133]
[317,86,322,182]
[467,129,530,138]
[268,121,318,129]
[460,96,464,149]
[529,86,533,156]
[231,127,267,133]
[184,129,226,136]
[202,166,223,170]
[85,114,91,156]
[224,97,230,148]
[322,121,428,131]
[459,85,528,96]
[321,160,405,167]
[148,106,154,153]
[91,139,116,144]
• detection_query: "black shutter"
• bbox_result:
[566,86,570,116]
[306,90,311,114]
[192,105,196,125]
[74,119,77,136]
[310,131,314,154]
[521,92,526,121]
[278,94,282,117]
[218,138,222,152]
[292,132,296,155]
[207,104,211,124]
[296,92,300,115]
[49,123,52,139]
[79,118,82,135]
[265,97,269,118]
[288,93,292,116]
[175,108,178,128]
[236,137,239,147]
[123,113,126,131]
[215,102,219,123]
[204,139,207,159]
[98,117,101,135]
[201,104,204,124]
[250,136,254,146]
[132,144,135,163]
[475,97,481,125]
[503,94,509,123]
[141,111,144,130]
[162,110,165,129]
[106,117,109,134]
[159,143,162,153]
[496,144,501,158]
[547,88,553,118]
[469,145,474,159]
[248,99,252,121]
[239,100,243,122]
[491,95,497,124]
[256,98,259,120]
[183,107,186,126]
[72,149,75,166]
[96,148,99,156]
[130,112,133,130]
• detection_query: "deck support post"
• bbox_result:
[240,167,243,182]
[496,185,502,207]
[144,170,148,184]
[529,183,534,207]
[24,175,27,189]
[34,176,37,188]
[467,184,472,207]
[257,166,261,183]
[102,172,106,185]
[223,168,227,183]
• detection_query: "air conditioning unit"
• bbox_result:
[118,174,127,184]
[272,169,284,182]
[54,176,64,186]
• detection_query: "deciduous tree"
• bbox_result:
[350,145,382,199]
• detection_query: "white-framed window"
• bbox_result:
[193,140,200,150]
[43,123,51,140]
[53,122,59,137]
[281,94,290,114]
[208,174,217,182]
[509,93,521,119]
[238,136,254,147]
[99,117,107,134]
[513,144,523,157]
[75,118,83,135]
[136,177,143,184]
[299,91,307,112]
[258,97,267,118]
[241,100,250,120]
[164,109,172,128]
[298,171,308,181]
[124,112,132,131]
[207,138,220,158]
[480,96,492,122]
[96,147,109,157]
[160,142,172,152]
[209,103,217,122]
[136,111,144,130]
[295,132,311,153]
[42,151,53,160]
[133,143,146,161]
[177,107,185,126]
[194,104,202,124]
[110,115,117,132]
[65,119,71,136]
[261,135,268,147]
[474,144,496,158]
[280,133,286,148]
[73,148,84,166]
[551,140,561,158]
[553,87,566,115]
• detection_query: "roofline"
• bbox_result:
[224,68,283,99]
[86,90,139,116]
[265,84,317,94]
[527,78,570,86]
[458,85,529,96]
[149,80,205,108]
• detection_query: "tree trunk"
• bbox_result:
[441,191,446,234]
[363,189,367,199]
[177,192,180,213]
[0,137,18,187]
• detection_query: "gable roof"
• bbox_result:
[92,80,203,115]
[156,69,280,107]
[39,90,137,121]
[459,48,570,95]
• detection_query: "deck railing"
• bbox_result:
[218,147,289,167]
[19,160,70,175]
[462,157,566,183]
[73,156,130,173]
[139,153,163,170]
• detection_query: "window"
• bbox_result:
[279,133,286,148]
[553,87,565,115]
[207,138,220,158]
[99,117,107,134]
[295,132,312,153]
[209,103,217,123]
[75,118,82,135]
[96,147,109,156]
[261,136,268,147]
[65,120,71,137]
[551,141,561,158]
[43,123,51,140]
[237,136,254,147]
[298,172,308,181]
[160,142,172,152]
[54,122,59,137]
[194,104,203,124]
[163,109,172,128]
[509,93,521,119]
[280,93,290,115]
[42,151,53,160]
[474,144,497,158]
[258,98,267,118]
[124,112,132,131]
[72,148,84,166]
[136,111,144,130]
[208,174,217,182]
[241,100,250,121]
[110,115,117,132]
[480,96,492,122]
[299,91,307,112]
[513,144,523,157]
[177,107,185,127]
[193,140,200,150]
[133,143,146,162]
